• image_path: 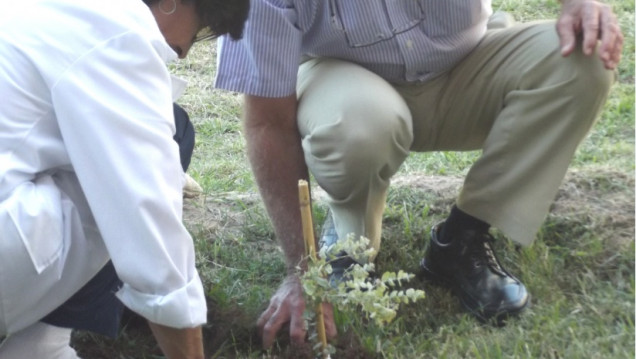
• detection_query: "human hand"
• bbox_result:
[557,0,623,69]
[257,274,337,349]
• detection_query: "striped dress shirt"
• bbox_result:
[215,0,492,97]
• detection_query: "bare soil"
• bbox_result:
[73,169,634,358]
[184,169,635,248]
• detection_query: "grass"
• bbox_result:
[72,1,634,358]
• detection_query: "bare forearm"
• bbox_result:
[243,95,308,273]
[148,322,204,359]
[244,96,339,349]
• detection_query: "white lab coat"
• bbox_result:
[0,0,206,334]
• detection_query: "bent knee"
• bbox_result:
[568,49,616,99]
[303,104,412,171]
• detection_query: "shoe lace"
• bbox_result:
[468,233,507,277]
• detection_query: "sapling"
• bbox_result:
[300,234,426,356]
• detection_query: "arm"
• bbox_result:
[148,322,204,359]
[242,95,336,348]
[243,95,307,272]
[52,26,206,330]
[557,0,623,69]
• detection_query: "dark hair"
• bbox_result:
[144,0,249,40]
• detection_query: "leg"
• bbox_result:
[41,261,124,338]
[172,103,195,172]
[297,58,413,257]
[451,21,611,244]
[0,322,80,359]
[172,103,202,197]
[0,178,111,350]
[455,22,614,245]
[402,21,613,320]
[402,21,613,244]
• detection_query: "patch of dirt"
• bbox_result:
[550,169,635,247]
[185,169,634,247]
[73,169,633,358]
[181,169,634,357]
[183,191,261,240]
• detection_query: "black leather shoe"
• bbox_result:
[420,221,529,323]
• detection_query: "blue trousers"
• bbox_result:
[41,103,195,338]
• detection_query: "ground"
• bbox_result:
[184,170,634,250]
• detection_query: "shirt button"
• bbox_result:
[406,39,413,49]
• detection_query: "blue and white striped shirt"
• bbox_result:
[215,0,492,97]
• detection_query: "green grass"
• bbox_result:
[72,1,634,358]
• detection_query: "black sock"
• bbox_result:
[439,205,490,244]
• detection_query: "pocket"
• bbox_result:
[419,0,487,37]
[3,176,65,274]
[329,0,424,48]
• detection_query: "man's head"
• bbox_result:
[145,0,249,57]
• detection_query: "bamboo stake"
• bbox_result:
[298,180,328,358]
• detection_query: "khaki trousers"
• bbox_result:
[296,19,614,250]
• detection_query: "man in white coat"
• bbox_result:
[0,0,248,357]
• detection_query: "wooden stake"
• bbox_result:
[298,180,328,358]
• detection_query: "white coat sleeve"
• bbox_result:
[49,30,207,328]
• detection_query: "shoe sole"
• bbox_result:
[419,259,529,325]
